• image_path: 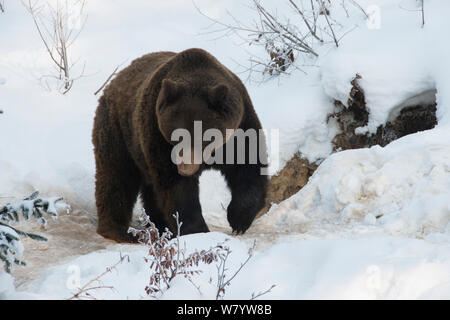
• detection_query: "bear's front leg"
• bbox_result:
[155,176,209,235]
[223,164,267,234]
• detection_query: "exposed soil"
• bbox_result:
[257,153,317,218]
[330,75,437,151]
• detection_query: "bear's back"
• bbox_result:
[102,51,176,112]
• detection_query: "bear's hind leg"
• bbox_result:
[95,161,141,243]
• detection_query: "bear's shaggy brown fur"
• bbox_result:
[93,48,267,242]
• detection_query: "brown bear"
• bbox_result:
[92,48,268,242]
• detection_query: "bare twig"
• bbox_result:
[94,62,124,95]
[398,0,425,27]
[215,240,256,300]
[347,0,369,19]
[66,253,129,300]
[288,0,323,43]
[421,0,425,27]
[22,0,87,94]
[253,1,319,56]
[318,0,339,47]
[251,284,276,300]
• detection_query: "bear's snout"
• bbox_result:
[176,148,202,176]
[177,162,200,176]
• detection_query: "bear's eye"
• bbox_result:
[158,96,184,113]
[157,100,169,113]
[157,79,185,112]
[207,84,230,114]
[209,101,230,116]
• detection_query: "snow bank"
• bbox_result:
[319,0,447,134]
[0,87,96,221]
[11,233,247,300]
[259,128,450,237]
[258,0,450,237]
[8,232,450,300]
[250,71,338,169]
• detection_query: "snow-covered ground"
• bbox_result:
[1,0,449,299]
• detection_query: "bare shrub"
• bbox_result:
[128,212,228,297]
[196,0,367,80]
[22,0,87,94]
[215,240,254,299]
[129,211,275,299]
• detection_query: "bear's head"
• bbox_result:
[156,78,244,176]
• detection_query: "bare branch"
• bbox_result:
[289,0,323,43]
[22,0,87,94]
[347,0,369,19]
[66,254,129,300]
[195,0,357,80]
[94,63,124,96]
[215,240,256,300]
[23,1,65,70]
[251,284,276,300]
[318,0,339,47]
[421,0,425,27]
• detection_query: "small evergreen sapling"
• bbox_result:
[0,190,70,273]
[0,225,25,273]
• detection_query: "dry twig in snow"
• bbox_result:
[66,254,130,300]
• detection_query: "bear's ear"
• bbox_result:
[158,79,185,107]
[208,84,229,110]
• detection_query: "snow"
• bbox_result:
[258,131,450,237]
[0,272,15,299]
[1,0,450,300]
[317,0,450,135]
[4,233,450,300]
